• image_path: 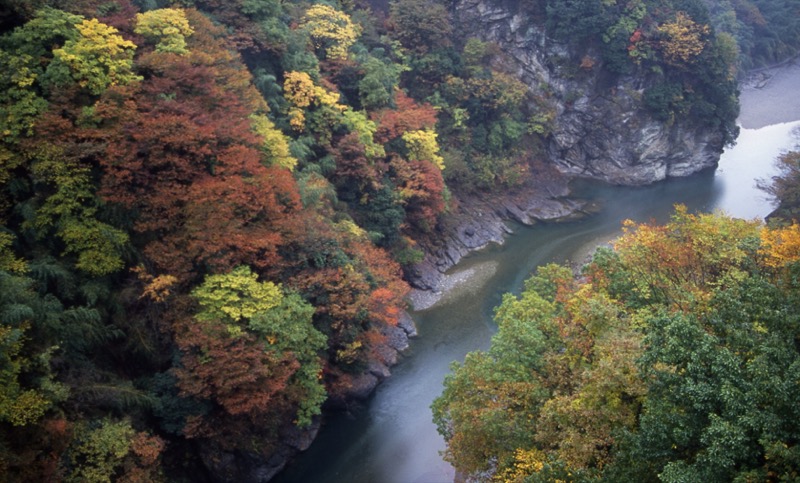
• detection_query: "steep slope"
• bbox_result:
[453,0,739,185]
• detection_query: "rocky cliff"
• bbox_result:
[452,0,726,186]
[406,164,596,304]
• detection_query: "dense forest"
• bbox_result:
[0,0,797,480]
[704,0,800,70]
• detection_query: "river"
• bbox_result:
[274,61,800,483]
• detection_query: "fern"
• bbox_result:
[28,257,76,298]
[60,306,101,326]
[59,307,122,353]
[37,293,65,335]
[79,280,110,307]
[125,325,158,359]
[0,271,33,305]
[289,135,316,164]
[76,382,158,412]
[0,303,35,326]
[252,67,285,111]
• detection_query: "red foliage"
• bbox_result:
[129,432,165,467]
[372,90,438,144]
[368,287,403,327]
[0,418,72,481]
[181,1,284,53]
[390,156,446,231]
[91,26,299,282]
[173,318,300,424]
[280,212,409,379]
[118,431,166,483]
[97,0,140,34]
[331,132,383,192]
[349,238,410,303]
[292,266,371,325]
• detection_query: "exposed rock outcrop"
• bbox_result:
[452,0,725,186]
[406,165,598,301]
[200,419,322,483]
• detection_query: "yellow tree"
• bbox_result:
[134,8,194,55]
[284,70,317,108]
[759,223,800,269]
[50,18,140,95]
[299,4,361,61]
[250,113,297,170]
[402,129,445,170]
[283,70,345,131]
[656,12,709,66]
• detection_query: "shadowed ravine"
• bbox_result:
[274,62,800,483]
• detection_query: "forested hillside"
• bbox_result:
[0,2,431,479]
[0,0,792,480]
[704,0,800,71]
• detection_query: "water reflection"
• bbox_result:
[713,121,800,219]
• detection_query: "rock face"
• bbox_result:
[200,419,322,483]
[452,0,725,186]
[406,168,597,297]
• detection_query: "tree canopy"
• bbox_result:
[0,0,782,479]
[433,208,800,482]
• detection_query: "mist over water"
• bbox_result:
[274,64,800,483]
[713,121,799,219]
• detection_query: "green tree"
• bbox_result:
[0,8,81,144]
[610,286,800,482]
[0,323,52,426]
[545,0,609,42]
[358,55,404,110]
[0,271,69,428]
[25,144,129,276]
[432,266,559,476]
[388,0,452,53]
[0,233,26,274]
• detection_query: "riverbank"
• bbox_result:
[406,162,599,310]
[272,56,800,483]
[407,58,800,311]
[740,57,800,129]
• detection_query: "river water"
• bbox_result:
[275,62,800,483]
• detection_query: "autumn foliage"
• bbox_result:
[0,3,418,478]
[174,319,299,424]
[0,0,749,479]
[372,90,438,144]
[434,208,800,482]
